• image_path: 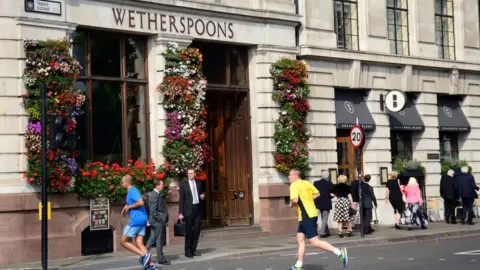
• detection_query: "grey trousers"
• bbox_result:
[146,224,166,262]
[319,210,330,236]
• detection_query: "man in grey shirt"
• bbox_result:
[146,179,170,266]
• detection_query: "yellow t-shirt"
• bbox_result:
[290,179,319,221]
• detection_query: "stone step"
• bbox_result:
[200,226,271,241]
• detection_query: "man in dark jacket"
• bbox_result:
[361,175,377,234]
[146,179,170,266]
[440,169,456,224]
[456,166,479,225]
[313,171,334,238]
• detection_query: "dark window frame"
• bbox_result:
[439,132,459,161]
[191,41,249,92]
[74,30,151,166]
[334,0,360,50]
[390,130,413,161]
[387,0,410,55]
[435,0,455,60]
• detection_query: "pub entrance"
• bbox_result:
[192,41,253,227]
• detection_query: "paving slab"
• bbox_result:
[2,222,480,270]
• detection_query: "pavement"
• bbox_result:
[2,222,480,270]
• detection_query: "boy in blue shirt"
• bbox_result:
[120,175,156,270]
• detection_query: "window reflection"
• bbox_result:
[230,48,247,86]
[125,37,145,79]
[75,80,88,165]
[90,32,121,77]
[440,132,459,161]
[73,33,86,77]
[126,84,147,162]
[390,131,413,161]
[202,45,227,84]
[91,81,123,164]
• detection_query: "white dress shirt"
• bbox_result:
[189,180,199,205]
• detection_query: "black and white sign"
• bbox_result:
[25,0,62,16]
[90,198,110,231]
[349,125,364,149]
[384,90,407,112]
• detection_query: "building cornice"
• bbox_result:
[300,46,480,72]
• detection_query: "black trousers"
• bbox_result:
[184,204,202,256]
[461,197,474,223]
[146,224,166,262]
[443,198,456,223]
[362,208,373,232]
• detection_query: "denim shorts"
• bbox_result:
[123,225,146,238]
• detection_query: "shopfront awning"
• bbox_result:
[388,98,425,131]
[437,95,471,132]
[335,90,376,130]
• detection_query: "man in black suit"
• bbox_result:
[456,166,479,225]
[440,169,457,224]
[361,175,377,234]
[313,171,333,238]
[178,168,205,258]
[146,178,170,266]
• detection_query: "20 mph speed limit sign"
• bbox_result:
[350,125,364,149]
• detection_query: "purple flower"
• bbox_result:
[27,122,41,134]
[67,158,78,174]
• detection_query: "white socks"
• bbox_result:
[295,261,303,267]
[333,248,342,256]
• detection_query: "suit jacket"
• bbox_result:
[148,190,169,227]
[440,174,456,199]
[351,180,360,202]
[456,173,479,198]
[179,179,204,217]
[357,182,377,209]
[313,178,333,211]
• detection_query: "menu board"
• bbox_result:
[90,198,110,231]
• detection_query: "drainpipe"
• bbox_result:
[294,0,301,53]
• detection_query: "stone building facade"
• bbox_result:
[0,0,480,264]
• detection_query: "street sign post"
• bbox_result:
[350,121,364,238]
[40,83,48,269]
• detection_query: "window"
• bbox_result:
[435,0,455,60]
[387,0,409,55]
[439,132,459,161]
[390,131,413,161]
[334,0,359,50]
[73,30,150,165]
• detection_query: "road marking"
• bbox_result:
[378,257,384,260]
[408,258,414,261]
[350,257,356,259]
[454,250,480,255]
[322,257,329,259]
[280,251,324,257]
[439,258,445,261]
[471,259,477,262]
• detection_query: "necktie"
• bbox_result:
[191,181,198,204]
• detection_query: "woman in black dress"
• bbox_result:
[385,171,404,229]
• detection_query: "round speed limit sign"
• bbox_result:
[350,125,364,149]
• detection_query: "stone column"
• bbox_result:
[412,93,441,197]
[253,45,300,234]
[153,34,192,246]
[458,95,480,178]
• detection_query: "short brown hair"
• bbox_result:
[154,179,163,187]
[290,168,301,177]
[187,168,196,173]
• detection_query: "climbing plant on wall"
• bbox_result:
[157,42,212,181]
[22,38,84,192]
[270,57,311,175]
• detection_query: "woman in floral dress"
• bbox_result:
[400,177,428,229]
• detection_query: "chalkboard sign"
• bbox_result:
[90,198,110,231]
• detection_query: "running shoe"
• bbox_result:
[141,252,152,269]
[337,247,348,268]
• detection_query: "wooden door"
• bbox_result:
[336,137,363,183]
[224,92,251,226]
[205,93,227,227]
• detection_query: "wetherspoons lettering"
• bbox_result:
[112,8,234,39]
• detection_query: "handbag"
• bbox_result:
[174,219,186,237]
[348,207,357,216]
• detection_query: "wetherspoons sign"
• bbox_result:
[112,8,235,39]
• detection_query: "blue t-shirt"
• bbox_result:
[126,186,148,227]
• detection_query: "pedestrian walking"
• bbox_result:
[287,169,348,270]
[120,175,156,270]
[401,177,427,229]
[145,179,171,266]
[178,168,205,258]
[360,175,377,234]
[440,169,457,224]
[456,166,479,225]
[385,171,404,229]
[313,170,334,238]
[332,175,354,238]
